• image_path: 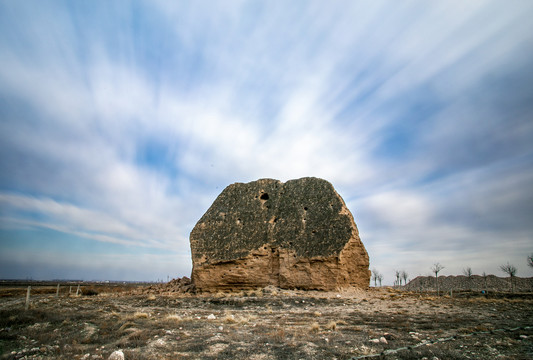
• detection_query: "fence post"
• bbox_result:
[56,284,60,297]
[76,284,80,296]
[69,286,72,295]
[25,286,31,310]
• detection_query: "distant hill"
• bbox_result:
[406,274,533,293]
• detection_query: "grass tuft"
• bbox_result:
[134,312,149,319]
[325,321,337,331]
[223,313,237,323]
[119,321,136,332]
[310,322,320,333]
[165,314,182,322]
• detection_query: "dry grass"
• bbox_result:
[246,288,263,297]
[309,322,320,333]
[222,313,237,323]
[134,312,149,319]
[265,329,286,342]
[119,321,137,332]
[165,314,182,322]
[215,291,227,298]
[1,286,531,359]
[220,312,257,325]
[238,314,257,324]
[118,329,151,347]
[458,324,494,334]
[355,344,376,356]
[325,321,337,330]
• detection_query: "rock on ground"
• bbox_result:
[190,177,370,291]
[108,350,124,360]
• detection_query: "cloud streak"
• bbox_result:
[1,1,532,282]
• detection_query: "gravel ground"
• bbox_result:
[0,286,532,359]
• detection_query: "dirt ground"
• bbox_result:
[0,285,532,360]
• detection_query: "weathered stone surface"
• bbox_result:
[189,177,370,291]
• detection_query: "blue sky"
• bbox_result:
[1,1,532,283]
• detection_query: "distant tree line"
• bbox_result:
[371,253,533,294]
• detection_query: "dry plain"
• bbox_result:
[0,283,532,359]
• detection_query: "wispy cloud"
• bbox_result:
[1,1,532,282]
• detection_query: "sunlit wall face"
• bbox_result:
[0,1,532,283]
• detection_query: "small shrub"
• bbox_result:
[83,288,99,296]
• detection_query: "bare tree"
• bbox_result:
[377,274,383,287]
[500,262,517,293]
[395,270,401,287]
[463,267,473,290]
[528,253,533,269]
[431,263,444,296]
[401,270,408,287]
[371,269,379,287]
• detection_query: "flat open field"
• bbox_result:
[0,284,532,359]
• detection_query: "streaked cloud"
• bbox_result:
[1,0,532,282]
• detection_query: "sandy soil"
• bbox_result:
[0,286,531,359]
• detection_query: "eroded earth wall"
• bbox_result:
[189,177,370,291]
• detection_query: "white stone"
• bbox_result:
[370,338,380,344]
[152,338,166,347]
[207,314,216,320]
[108,350,124,360]
[379,337,388,344]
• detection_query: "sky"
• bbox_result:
[1,1,532,284]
